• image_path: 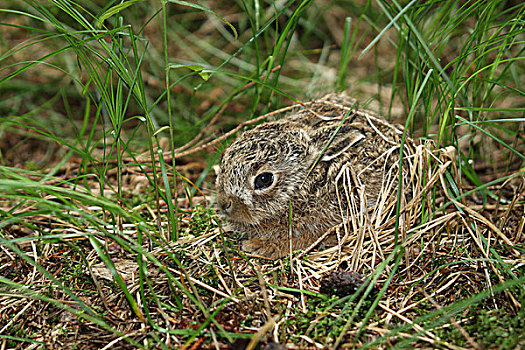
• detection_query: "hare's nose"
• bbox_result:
[218,197,232,215]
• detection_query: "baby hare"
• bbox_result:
[216,94,407,258]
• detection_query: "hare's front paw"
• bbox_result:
[242,237,288,258]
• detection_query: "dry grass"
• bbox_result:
[1,1,524,348]
[3,104,523,349]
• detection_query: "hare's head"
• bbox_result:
[216,122,314,225]
[216,119,365,225]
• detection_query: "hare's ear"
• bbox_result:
[312,128,365,162]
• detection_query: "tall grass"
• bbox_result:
[0,0,523,348]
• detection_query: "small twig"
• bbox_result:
[239,65,282,92]
[173,103,228,154]
[246,315,279,350]
[256,264,272,321]
[173,104,298,159]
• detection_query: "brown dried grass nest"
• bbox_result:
[3,97,522,349]
[160,97,524,346]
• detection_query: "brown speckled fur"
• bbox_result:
[216,94,409,258]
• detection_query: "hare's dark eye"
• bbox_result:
[254,172,274,190]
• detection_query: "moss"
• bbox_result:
[433,306,525,349]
